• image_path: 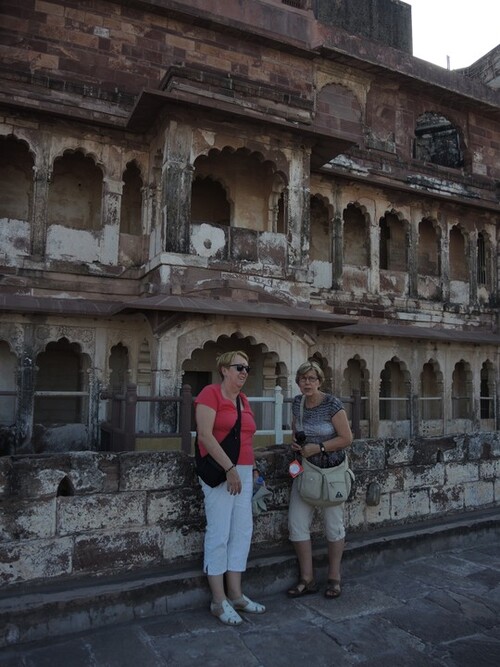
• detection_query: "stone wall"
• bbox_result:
[1,431,499,589]
[314,0,413,53]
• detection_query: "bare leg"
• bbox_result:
[293,539,314,582]
[287,539,317,596]
[327,538,345,581]
[225,570,242,600]
[207,573,226,604]
[324,538,344,598]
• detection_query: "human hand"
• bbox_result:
[298,443,315,458]
[226,467,242,495]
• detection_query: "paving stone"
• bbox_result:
[1,530,499,667]
[323,613,428,661]
[433,634,500,667]
[380,596,482,644]
[426,588,499,628]
[23,638,91,667]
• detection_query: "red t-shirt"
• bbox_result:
[194,383,256,466]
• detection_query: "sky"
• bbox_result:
[405,0,500,70]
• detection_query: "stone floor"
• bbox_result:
[1,526,499,666]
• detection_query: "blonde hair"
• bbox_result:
[216,350,249,379]
[295,360,324,385]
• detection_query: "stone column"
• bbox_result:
[31,162,50,258]
[286,148,310,269]
[161,122,194,254]
[16,330,36,451]
[370,206,380,295]
[439,219,450,303]
[468,229,478,307]
[332,212,343,290]
[407,216,418,298]
[99,177,122,265]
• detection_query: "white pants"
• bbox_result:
[288,476,345,543]
[200,465,253,576]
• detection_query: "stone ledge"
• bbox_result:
[1,506,498,649]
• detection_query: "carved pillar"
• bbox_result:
[407,217,418,298]
[370,207,380,295]
[332,213,343,289]
[162,122,194,253]
[100,177,122,265]
[16,344,36,451]
[468,229,478,307]
[31,162,50,258]
[440,220,450,303]
[286,148,310,269]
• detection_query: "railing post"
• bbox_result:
[352,389,361,439]
[274,385,284,444]
[180,384,193,454]
[123,383,137,451]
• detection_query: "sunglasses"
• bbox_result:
[229,364,251,373]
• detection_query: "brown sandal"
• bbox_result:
[325,579,341,599]
[287,579,318,598]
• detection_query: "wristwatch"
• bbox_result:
[319,443,326,455]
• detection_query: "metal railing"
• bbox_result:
[100,384,361,454]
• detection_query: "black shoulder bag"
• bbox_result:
[195,395,242,488]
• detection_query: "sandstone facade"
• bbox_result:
[0,0,499,587]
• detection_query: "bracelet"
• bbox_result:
[225,464,235,474]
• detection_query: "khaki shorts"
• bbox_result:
[288,475,345,542]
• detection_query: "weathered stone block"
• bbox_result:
[479,459,498,481]
[12,460,69,499]
[387,439,414,466]
[391,488,430,520]
[350,439,385,470]
[463,481,494,509]
[430,485,464,515]
[73,527,163,575]
[346,494,366,529]
[57,492,147,535]
[258,232,287,268]
[355,468,404,495]
[0,537,72,586]
[446,462,479,485]
[230,227,258,262]
[403,464,445,490]
[0,497,56,540]
[147,487,204,526]
[11,453,119,498]
[365,493,391,525]
[120,451,189,491]
[469,432,500,460]
[161,525,204,563]
[66,452,120,494]
[252,509,288,547]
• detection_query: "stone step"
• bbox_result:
[1,507,498,649]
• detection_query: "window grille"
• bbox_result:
[282,0,309,9]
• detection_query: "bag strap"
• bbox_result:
[298,394,305,431]
[195,393,242,453]
[233,394,242,436]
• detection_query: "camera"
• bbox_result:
[295,431,306,446]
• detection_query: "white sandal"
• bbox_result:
[210,599,243,625]
[229,594,266,614]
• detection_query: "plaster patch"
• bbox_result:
[190,223,226,257]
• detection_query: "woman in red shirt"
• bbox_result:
[195,350,266,625]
